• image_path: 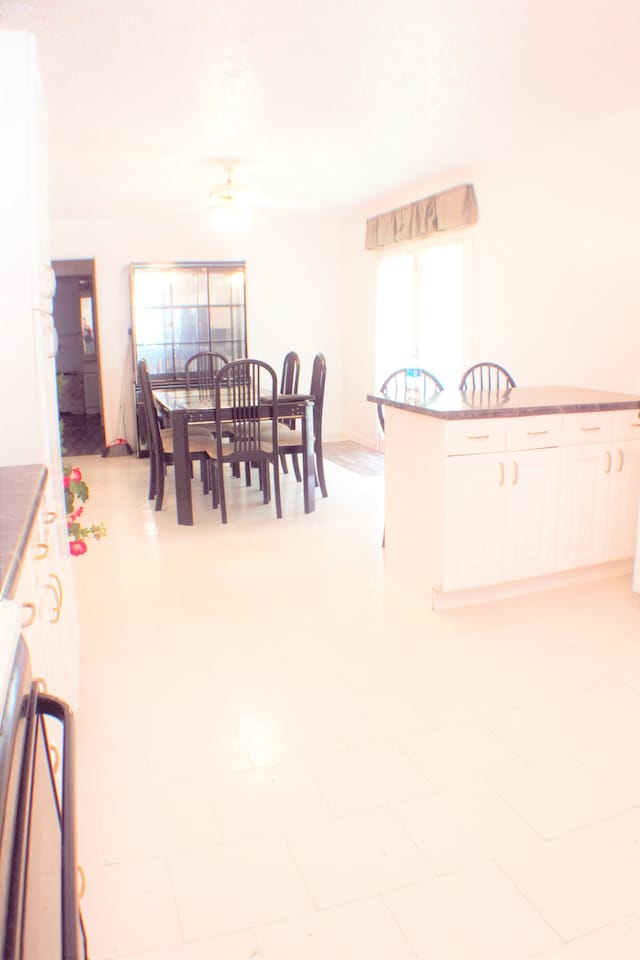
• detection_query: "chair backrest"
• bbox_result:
[185,351,229,388]
[309,353,326,442]
[137,358,163,456]
[281,350,301,395]
[458,362,516,392]
[377,367,444,432]
[214,358,279,457]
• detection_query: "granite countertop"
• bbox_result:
[367,385,640,421]
[0,464,47,600]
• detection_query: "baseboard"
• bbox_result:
[432,559,633,610]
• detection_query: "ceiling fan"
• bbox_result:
[207,163,255,208]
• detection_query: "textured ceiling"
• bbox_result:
[1,0,639,219]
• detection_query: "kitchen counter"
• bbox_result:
[368,385,640,420]
[373,387,640,608]
[0,464,47,600]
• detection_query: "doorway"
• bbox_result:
[52,259,105,456]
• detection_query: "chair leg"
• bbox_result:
[315,445,328,498]
[291,453,301,481]
[148,453,156,500]
[261,463,271,504]
[155,451,165,511]
[209,460,219,509]
[280,452,289,474]
[272,458,282,518]
[217,462,228,523]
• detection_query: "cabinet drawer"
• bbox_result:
[614,408,640,441]
[444,419,507,455]
[507,415,562,451]
[563,411,614,446]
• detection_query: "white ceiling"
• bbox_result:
[1,0,640,219]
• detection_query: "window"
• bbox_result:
[375,235,469,392]
[130,261,247,379]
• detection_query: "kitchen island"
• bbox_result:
[369,386,640,608]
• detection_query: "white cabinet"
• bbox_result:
[443,444,560,592]
[0,33,79,709]
[557,411,640,571]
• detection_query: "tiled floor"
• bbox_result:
[70,451,640,959]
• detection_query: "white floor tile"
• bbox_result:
[396,719,525,788]
[205,761,333,840]
[393,780,539,874]
[168,833,314,941]
[384,861,560,958]
[498,827,640,941]
[304,740,435,816]
[100,779,222,862]
[597,807,640,867]
[284,807,434,908]
[485,700,603,764]
[255,896,417,959]
[80,858,183,959]
[489,756,630,839]
[532,921,640,959]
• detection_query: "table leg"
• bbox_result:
[301,400,315,514]
[172,410,193,525]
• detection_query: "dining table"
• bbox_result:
[152,385,316,525]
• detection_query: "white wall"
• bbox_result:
[341,103,640,449]
[51,207,344,446]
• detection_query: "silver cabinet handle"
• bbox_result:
[512,461,519,485]
[466,434,491,441]
[526,430,548,436]
[605,450,612,473]
[581,426,601,433]
[617,449,624,472]
[498,462,505,486]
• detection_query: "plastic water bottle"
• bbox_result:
[406,367,421,404]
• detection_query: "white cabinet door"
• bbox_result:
[606,441,640,561]
[443,447,561,592]
[506,448,561,582]
[557,443,610,570]
[442,453,506,591]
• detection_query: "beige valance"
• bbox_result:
[364,183,478,250]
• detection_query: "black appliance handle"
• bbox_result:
[37,693,82,960]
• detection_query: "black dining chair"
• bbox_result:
[277,352,328,498]
[458,362,516,391]
[278,350,301,474]
[137,358,215,511]
[376,367,444,432]
[184,350,229,388]
[208,358,283,523]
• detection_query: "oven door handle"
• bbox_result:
[37,692,82,960]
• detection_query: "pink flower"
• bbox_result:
[70,467,82,482]
[64,475,70,488]
[69,539,87,556]
[70,506,84,521]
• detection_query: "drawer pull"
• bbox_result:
[44,573,63,624]
[77,865,86,900]
[526,430,548,436]
[512,461,519,485]
[617,449,624,472]
[43,511,57,524]
[21,602,36,629]
[466,434,491,441]
[32,542,49,561]
[581,426,601,433]
[605,450,612,474]
[498,462,505,487]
